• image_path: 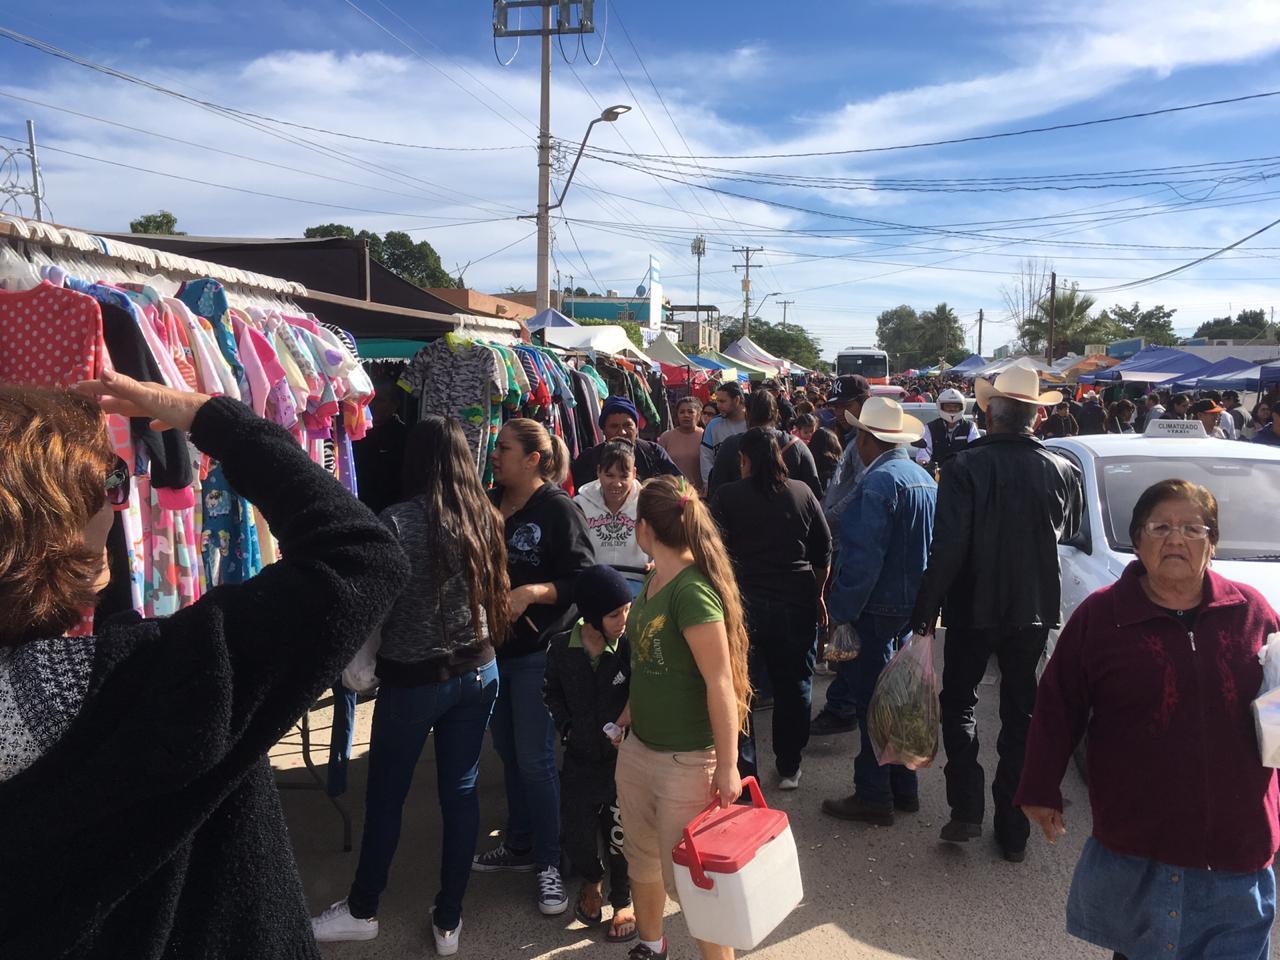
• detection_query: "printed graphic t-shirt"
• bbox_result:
[627,565,724,752]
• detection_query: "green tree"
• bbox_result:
[875,305,924,370]
[576,316,644,348]
[130,210,185,235]
[304,223,384,262]
[918,302,968,366]
[1017,283,1109,358]
[1194,308,1275,341]
[717,316,825,370]
[301,223,454,288]
[1098,302,1180,347]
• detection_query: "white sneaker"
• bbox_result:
[311,899,379,942]
[537,864,569,915]
[779,770,802,791]
[433,918,462,956]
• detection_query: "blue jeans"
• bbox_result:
[490,650,562,867]
[823,658,858,719]
[348,660,499,931]
[852,617,918,806]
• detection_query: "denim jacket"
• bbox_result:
[829,447,936,623]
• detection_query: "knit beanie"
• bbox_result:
[574,565,634,633]
[599,396,640,429]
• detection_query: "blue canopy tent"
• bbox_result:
[527,308,579,333]
[949,354,987,376]
[1197,361,1280,392]
[1081,347,1205,384]
[690,354,749,382]
[1163,356,1254,390]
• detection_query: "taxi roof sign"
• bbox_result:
[1144,418,1208,439]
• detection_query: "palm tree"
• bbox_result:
[919,302,964,364]
[1024,284,1099,359]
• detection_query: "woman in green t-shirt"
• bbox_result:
[616,477,751,960]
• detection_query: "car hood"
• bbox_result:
[1211,560,1280,610]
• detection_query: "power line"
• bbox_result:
[0,27,529,151]
[1082,214,1280,293]
[0,132,520,224]
[584,88,1280,160]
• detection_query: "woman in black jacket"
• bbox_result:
[473,418,595,916]
[313,416,509,955]
[711,427,832,791]
[0,371,407,960]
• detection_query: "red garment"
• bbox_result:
[1015,562,1280,872]
[0,281,105,386]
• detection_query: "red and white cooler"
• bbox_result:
[670,777,803,950]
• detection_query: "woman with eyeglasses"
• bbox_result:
[0,371,408,960]
[1016,478,1280,960]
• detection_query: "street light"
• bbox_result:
[535,104,631,310]
[750,291,782,319]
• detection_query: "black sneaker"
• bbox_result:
[1001,845,1027,863]
[472,841,536,873]
[627,941,668,960]
[809,710,858,736]
[821,794,894,826]
[939,819,983,843]
[536,864,568,915]
[893,796,920,813]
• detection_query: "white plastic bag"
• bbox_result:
[341,628,382,694]
[1252,632,1280,767]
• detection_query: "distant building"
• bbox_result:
[426,288,537,323]
[560,294,670,327]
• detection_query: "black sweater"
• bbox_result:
[0,398,409,960]
[492,483,596,659]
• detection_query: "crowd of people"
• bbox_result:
[2,361,1279,960]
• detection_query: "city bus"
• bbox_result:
[835,347,890,384]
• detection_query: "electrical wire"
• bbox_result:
[0,132,521,225]
[0,27,529,151]
[583,88,1280,160]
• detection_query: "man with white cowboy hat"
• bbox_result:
[820,397,938,825]
[909,363,1083,861]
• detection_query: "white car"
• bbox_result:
[1044,421,1280,660]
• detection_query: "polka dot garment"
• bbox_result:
[0,281,105,387]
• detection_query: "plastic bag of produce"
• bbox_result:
[867,632,939,770]
[1253,632,1280,766]
[825,623,861,662]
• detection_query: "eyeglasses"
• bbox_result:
[106,456,131,508]
[1143,521,1212,540]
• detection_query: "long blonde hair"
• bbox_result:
[636,476,752,730]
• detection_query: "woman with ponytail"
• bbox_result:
[617,476,750,960]
[472,419,596,918]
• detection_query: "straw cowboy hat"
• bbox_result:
[845,396,924,444]
[975,365,1062,411]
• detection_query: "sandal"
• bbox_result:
[606,906,638,943]
[574,884,604,926]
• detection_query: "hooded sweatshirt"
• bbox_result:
[493,482,597,660]
[574,479,650,572]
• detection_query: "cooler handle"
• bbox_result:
[680,776,767,891]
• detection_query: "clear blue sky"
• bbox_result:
[2,0,1279,356]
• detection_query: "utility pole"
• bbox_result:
[494,1,597,312]
[779,299,795,332]
[977,307,984,356]
[733,245,763,337]
[691,234,706,324]
[567,274,574,318]
[25,121,43,221]
[1046,271,1057,362]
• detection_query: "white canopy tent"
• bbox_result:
[645,331,693,366]
[544,324,654,364]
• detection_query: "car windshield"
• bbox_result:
[836,354,888,379]
[1097,456,1280,560]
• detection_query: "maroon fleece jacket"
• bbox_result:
[1016,561,1280,872]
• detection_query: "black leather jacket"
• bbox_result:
[909,432,1083,633]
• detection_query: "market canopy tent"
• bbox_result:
[948,354,987,375]
[722,336,792,376]
[972,355,1056,378]
[1163,356,1255,390]
[1080,346,1189,383]
[544,323,654,364]
[1197,360,1280,392]
[527,308,579,332]
[701,346,772,381]
[1096,349,1211,384]
[646,331,693,366]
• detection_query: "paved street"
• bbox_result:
[276,649,1100,960]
